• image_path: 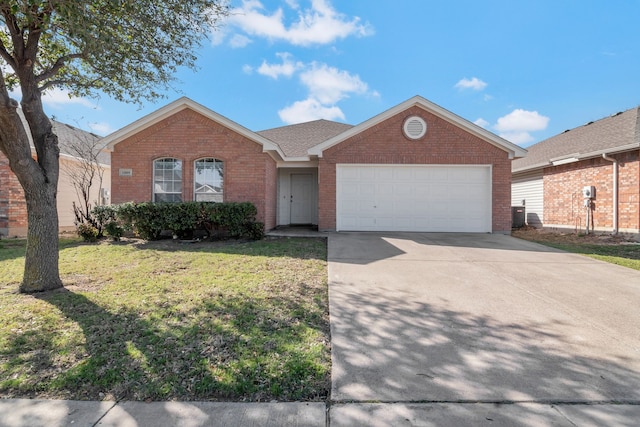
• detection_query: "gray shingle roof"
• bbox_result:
[17,109,109,165]
[513,106,640,173]
[257,119,353,158]
[52,120,110,165]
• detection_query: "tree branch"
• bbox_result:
[0,5,25,61]
[0,38,17,70]
[36,53,85,83]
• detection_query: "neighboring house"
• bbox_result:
[104,96,526,233]
[0,117,111,237]
[512,107,640,236]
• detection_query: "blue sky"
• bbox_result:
[37,0,640,147]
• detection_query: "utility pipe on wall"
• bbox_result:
[602,153,618,234]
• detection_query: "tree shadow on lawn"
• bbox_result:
[0,237,92,263]
[330,282,640,426]
[9,286,330,401]
[107,236,327,262]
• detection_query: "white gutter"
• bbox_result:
[602,153,618,234]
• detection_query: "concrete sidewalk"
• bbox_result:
[2,399,640,426]
[0,399,326,427]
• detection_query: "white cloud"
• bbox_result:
[218,0,373,47]
[9,87,98,110]
[300,62,369,104]
[254,53,377,124]
[474,118,489,128]
[87,122,114,136]
[493,109,550,144]
[42,88,98,109]
[494,109,549,132]
[211,28,226,46]
[229,34,252,48]
[455,77,487,91]
[498,131,537,145]
[257,52,303,79]
[242,64,254,74]
[278,98,345,124]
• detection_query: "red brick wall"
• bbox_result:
[0,153,28,237]
[317,106,513,232]
[544,151,640,232]
[111,109,277,229]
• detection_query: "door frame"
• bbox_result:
[277,168,318,226]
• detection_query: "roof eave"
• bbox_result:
[512,142,640,173]
[102,97,286,159]
[308,95,528,159]
[578,143,640,160]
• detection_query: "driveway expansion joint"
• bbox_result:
[91,399,119,427]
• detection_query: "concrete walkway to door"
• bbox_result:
[328,232,640,426]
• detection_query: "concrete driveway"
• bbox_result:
[328,232,640,425]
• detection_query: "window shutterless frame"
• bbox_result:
[194,158,224,202]
[153,158,183,202]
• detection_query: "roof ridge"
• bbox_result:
[257,118,352,133]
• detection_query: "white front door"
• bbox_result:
[290,173,314,224]
[336,165,492,232]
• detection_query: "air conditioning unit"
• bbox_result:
[582,186,595,199]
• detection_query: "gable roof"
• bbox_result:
[308,95,528,159]
[513,106,640,173]
[102,97,286,160]
[257,119,353,158]
[101,96,528,163]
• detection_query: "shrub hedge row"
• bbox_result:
[90,202,264,241]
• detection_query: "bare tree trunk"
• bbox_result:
[0,79,63,293]
[19,89,64,293]
[21,180,62,293]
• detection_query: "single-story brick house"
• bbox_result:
[104,95,526,233]
[512,106,640,236]
[0,117,111,237]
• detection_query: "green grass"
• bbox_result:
[535,241,640,270]
[512,230,640,271]
[0,237,330,401]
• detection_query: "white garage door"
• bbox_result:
[337,165,492,232]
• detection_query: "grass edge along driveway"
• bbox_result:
[512,229,640,271]
[0,237,330,402]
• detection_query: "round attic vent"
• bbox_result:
[403,116,427,139]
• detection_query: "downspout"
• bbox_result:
[602,153,618,234]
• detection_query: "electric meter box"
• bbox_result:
[582,186,595,199]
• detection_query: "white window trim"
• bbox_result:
[193,158,224,202]
[153,157,183,202]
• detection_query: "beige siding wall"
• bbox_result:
[512,170,544,227]
[58,156,111,231]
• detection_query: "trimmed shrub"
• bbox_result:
[93,205,124,241]
[77,222,99,242]
[92,201,264,241]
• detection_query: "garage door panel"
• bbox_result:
[376,168,394,180]
[393,168,414,180]
[337,165,491,232]
[395,184,413,197]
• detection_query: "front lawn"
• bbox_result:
[512,228,640,271]
[0,237,330,401]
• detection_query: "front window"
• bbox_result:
[153,158,182,202]
[194,158,224,202]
